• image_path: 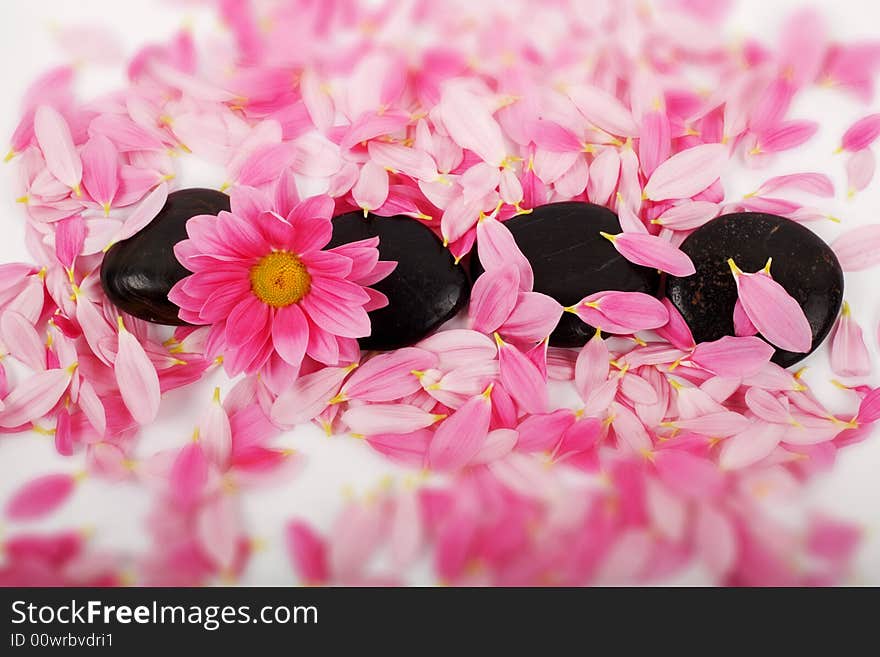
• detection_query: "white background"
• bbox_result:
[0,0,878,585]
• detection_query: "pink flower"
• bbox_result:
[169,188,395,376]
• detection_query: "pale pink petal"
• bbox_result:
[501,292,564,342]
[841,113,880,152]
[496,335,548,414]
[368,141,439,181]
[108,182,169,247]
[744,388,793,424]
[340,348,437,402]
[754,173,834,198]
[34,105,82,194]
[609,402,652,453]
[417,329,497,369]
[471,428,518,464]
[719,422,785,469]
[846,149,876,197]
[196,494,239,570]
[733,298,758,337]
[575,329,609,400]
[829,302,871,378]
[476,217,534,290]
[602,232,695,276]
[439,83,507,166]
[81,134,119,213]
[0,310,46,371]
[670,411,751,437]
[644,143,728,202]
[342,403,442,435]
[730,260,812,353]
[428,392,492,470]
[690,336,774,377]
[55,215,86,270]
[567,84,638,137]
[0,368,72,428]
[114,318,161,425]
[639,111,672,177]
[469,266,520,334]
[271,365,352,426]
[89,113,166,152]
[570,291,669,335]
[5,473,76,520]
[586,148,620,206]
[832,224,880,272]
[694,504,737,579]
[200,388,232,467]
[778,9,827,88]
[754,120,818,154]
[352,160,389,213]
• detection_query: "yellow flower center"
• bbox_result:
[250,251,311,308]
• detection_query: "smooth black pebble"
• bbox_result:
[101,188,230,325]
[471,202,660,347]
[327,212,470,350]
[665,212,843,368]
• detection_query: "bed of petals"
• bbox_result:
[2,0,880,586]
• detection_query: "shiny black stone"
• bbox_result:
[327,212,470,350]
[665,212,843,368]
[470,202,661,347]
[101,188,230,325]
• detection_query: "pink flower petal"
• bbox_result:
[496,335,548,414]
[569,291,669,335]
[439,83,507,166]
[170,442,208,508]
[690,336,774,378]
[34,105,82,194]
[286,521,328,585]
[730,259,812,353]
[829,302,871,378]
[753,173,834,198]
[475,217,534,290]
[271,365,352,426]
[719,422,785,470]
[428,391,492,470]
[841,113,880,152]
[0,368,72,428]
[567,84,638,137]
[602,232,695,276]
[199,388,232,467]
[81,134,119,214]
[114,318,161,425]
[644,143,728,202]
[469,265,520,334]
[846,149,876,197]
[340,348,437,402]
[832,224,880,272]
[342,403,442,435]
[5,473,77,521]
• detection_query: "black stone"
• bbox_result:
[101,188,230,325]
[665,212,843,368]
[327,212,470,350]
[470,202,661,347]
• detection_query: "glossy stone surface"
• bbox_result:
[327,212,470,350]
[101,188,230,325]
[471,202,660,347]
[665,212,843,368]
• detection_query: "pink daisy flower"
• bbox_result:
[169,188,395,376]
